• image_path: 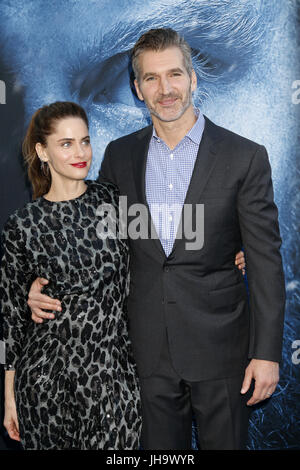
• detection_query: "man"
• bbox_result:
[27,28,285,449]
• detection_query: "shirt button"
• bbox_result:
[169,215,173,222]
[169,183,173,190]
[170,153,174,160]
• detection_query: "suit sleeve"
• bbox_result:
[0,216,34,370]
[97,141,117,185]
[237,145,286,363]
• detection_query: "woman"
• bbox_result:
[1,101,141,449]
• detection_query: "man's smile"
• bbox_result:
[157,97,178,107]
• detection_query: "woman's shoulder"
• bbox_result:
[3,199,43,232]
[87,178,119,193]
[86,179,120,201]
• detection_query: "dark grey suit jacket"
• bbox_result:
[98,116,286,381]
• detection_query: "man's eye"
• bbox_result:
[71,42,239,112]
[62,142,71,148]
[82,139,90,145]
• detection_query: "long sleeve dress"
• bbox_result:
[0,180,141,450]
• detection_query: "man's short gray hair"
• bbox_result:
[131,28,193,83]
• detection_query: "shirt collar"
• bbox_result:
[152,108,205,145]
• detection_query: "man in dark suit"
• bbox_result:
[28,28,285,449]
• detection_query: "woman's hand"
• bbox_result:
[4,398,20,441]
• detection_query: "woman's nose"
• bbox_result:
[74,142,85,157]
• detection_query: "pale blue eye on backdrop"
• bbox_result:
[0,0,299,450]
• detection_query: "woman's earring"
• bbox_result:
[40,160,49,176]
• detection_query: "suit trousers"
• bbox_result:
[139,330,253,450]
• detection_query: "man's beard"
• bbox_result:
[146,89,193,123]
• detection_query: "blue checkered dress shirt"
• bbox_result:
[145,110,205,256]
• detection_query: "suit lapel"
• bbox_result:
[131,125,152,207]
[183,116,222,205]
[130,117,225,259]
[131,125,166,259]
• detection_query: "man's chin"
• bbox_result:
[149,99,193,123]
[151,109,186,123]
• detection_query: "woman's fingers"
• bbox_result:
[9,426,20,441]
[4,417,20,442]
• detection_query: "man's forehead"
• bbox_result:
[139,47,186,69]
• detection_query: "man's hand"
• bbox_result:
[241,359,279,405]
[235,250,246,275]
[27,277,61,323]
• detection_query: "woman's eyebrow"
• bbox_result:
[57,136,90,142]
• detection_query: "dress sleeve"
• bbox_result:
[0,215,35,370]
[105,182,130,297]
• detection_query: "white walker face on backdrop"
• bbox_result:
[0,0,298,191]
[0,0,299,450]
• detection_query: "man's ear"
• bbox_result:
[134,79,144,101]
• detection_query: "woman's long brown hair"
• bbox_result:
[22,101,89,199]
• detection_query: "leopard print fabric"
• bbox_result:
[0,180,141,450]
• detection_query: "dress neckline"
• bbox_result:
[41,180,92,205]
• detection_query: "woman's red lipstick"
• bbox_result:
[71,162,87,168]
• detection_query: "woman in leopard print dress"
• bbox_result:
[1,102,141,449]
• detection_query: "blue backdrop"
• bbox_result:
[0,0,299,450]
